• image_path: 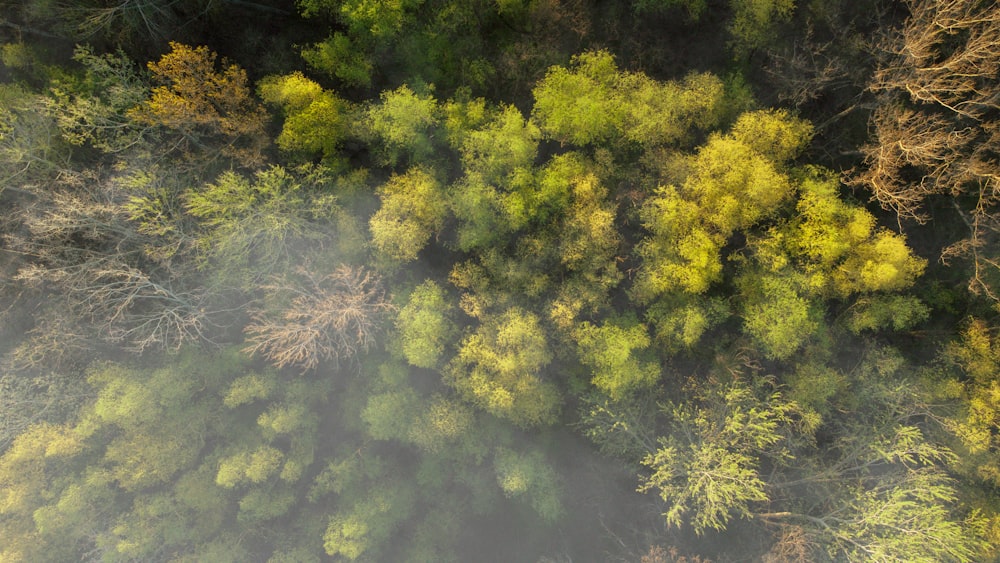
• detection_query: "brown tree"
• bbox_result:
[243,265,393,372]
[852,0,1000,299]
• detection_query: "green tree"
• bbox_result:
[459,103,539,184]
[369,167,448,263]
[531,50,727,148]
[0,349,302,561]
[636,110,811,300]
[737,272,819,360]
[447,308,559,427]
[0,83,67,192]
[638,377,798,534]
[185,164,340,287]
[396,280,458,369]
[531,50,626,146]
[644,294,730,354]
[758,348,990,562]
[302,32,374,87]
[365,84,439,166]
[943,319,1000,487]
[547,161,623,328]
[728,0,796,55]
[574,315,660,400]
[258,72,351,163]
[493,446,563,522]
[46,45,149,154]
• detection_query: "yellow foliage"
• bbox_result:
[129,42,268,165]
[258,72,324,113]
[449,308,560,426]
[370,167,447,262]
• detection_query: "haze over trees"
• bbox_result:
[0,0,998,561]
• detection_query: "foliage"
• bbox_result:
[944,319,1000,487]
[447,307,560,427]
[0,349,330,561]
[574,315,660,400]
[493,446,563,522]
[531,50,727,148]
[737,272,819,360]
[258,72,351,163]
[2,3,999,561]
[46,45,149,154]
[302,32,374,87]
[365,84,439,166]
[638,377,798,534]
[128,42,269,167]
[728,0,796,55]
[396,280,458,369]
[636,109,811,300]
[185,164,339,287]
[369,167,448,262]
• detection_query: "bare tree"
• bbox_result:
[243,265,394,372]
[5,171,209,353]
[851,0,1000,299]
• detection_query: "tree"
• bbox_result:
[644,294,730,354]
[943,319,1000,487]
[853,0,1000,300]
[775,170,927,300]
[128,42,269,168]
[787,469,984,563]
[0,350,242,561]
[447,308,559,427]
[547,160,623,328]
[737,272,819,360]
[638,377,798,534]
[369,167,448,263]
[244,265,393,372]
[635,109,811,300]
[728,0,796,55]
[757,348,990,562]
[459,103,540,188]
[531,50,728,148]
[310,452,417,561]
[493,446,563,523]
[7,175,210,352]
[0,346,342,561]
[574,315,660,400]
[396,280,458,369]
[185,164,340,288]
[634,347,989,560]
[258,72,351,164]
[322,480,416,560]
[531,50,626,146]
[0,83,69,191]
[301,32,374,88]
[45,45,149,155]
[364,84,439,166]
[739,169,927,342]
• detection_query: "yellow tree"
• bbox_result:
[447,308,559,427]
[129,42,269,167]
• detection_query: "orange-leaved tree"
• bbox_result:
[129,42,269,168]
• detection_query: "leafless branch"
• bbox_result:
[243,265,394,372]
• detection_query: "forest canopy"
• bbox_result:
[1,0,999,561]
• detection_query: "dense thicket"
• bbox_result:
[1,0,998,561]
